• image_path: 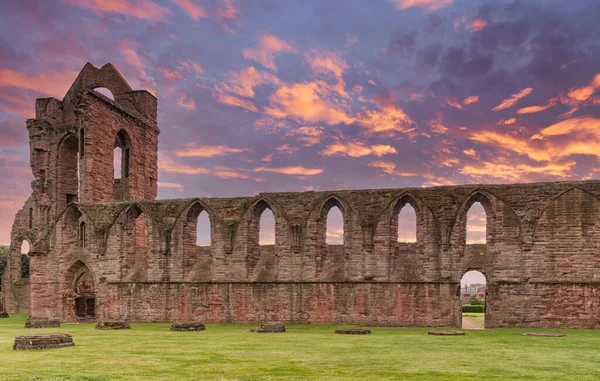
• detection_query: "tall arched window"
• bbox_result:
[57,134,79,209]
[78,221,86,247]
[259,208,275,245]
[397,203,416,243]
[20,240,30,279]
[114,130,131,200]
[196,211,211,246]
[320,198,344,245]
[467,202,487,244]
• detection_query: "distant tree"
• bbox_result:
[0,245,8,291]
[469,295,485,305]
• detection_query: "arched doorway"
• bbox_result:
[65,262,96,321]
[460,270,487,329]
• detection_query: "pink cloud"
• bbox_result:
[62,0,171,21]
[242,33,297,71]
[171,0,207,20]
[492,87,533,111]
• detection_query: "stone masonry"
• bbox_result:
[2,63,600,328]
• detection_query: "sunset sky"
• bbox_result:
[1,0,600,274]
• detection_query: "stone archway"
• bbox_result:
[64,261,96,321]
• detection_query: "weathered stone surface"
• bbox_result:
[24,316,60,328]
[523,332,565,337]
[13,334,74,350]
[428,330,465,336]
[170,322,206,331]
[250,322,286,333]
[95,321,130,330]
[335,329,371,334]
[0,312,8,318]
[4,62,600,329]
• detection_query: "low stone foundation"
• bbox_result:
[13,334,74,350]
[24,316,60,328]
[335,329,371,334]
[95,321,130,330]
[428,330,465,336]
[0,312,8,318]
[170,322,206,331]
[250,322,286,333]
[523,332,566,337]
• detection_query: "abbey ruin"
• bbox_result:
[2,63,599,328]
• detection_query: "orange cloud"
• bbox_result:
[159,154,250,179]
[429,119,449,134]
[492,87,533,111]
[357,102,415,136]
[567,74,600,101]
[216,93,258,112]
[276,144,298,153]
[463,95,479,105]
[459,160,575,181]
[321,142,397,157]
[171,0,207,20]
[253,166,323,176]
[174,145,250,157]
[0,69,78,98]
[264,81,354,125]
[62,0,170,20]
[468,19,488,32]
[295,126,323,146]
[368,160,420,176]
[219,66,281,98]
[176,93,195,110]
[471,117,600,163]
[242,33,296,71]
[463,148,477,157]
[261,154,273,162]
[157,182,184,191]
[389,0,453,11]
[305,47,349,97]
[446,97,462,109]
[499,117,516,125]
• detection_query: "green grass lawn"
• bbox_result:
[463,312,485,327]
[1,314,599,381]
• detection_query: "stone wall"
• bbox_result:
[4,62,600,328]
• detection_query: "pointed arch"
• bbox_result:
[319,196,346,246]
[56,132,80,211]
[186,201,212,247]
[249,199,276,247]
[449,190,497,248]
[63,260,96,321]
[114,129,131,201]
[391,194,420,243]
[531,187,600,239]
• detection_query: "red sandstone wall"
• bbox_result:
[103,282,458,327]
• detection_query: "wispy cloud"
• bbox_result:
[253,166,323,176]
[492,87,533,111]
[174,144,250,157]
[63,0,170,21]
[321,141,397,157]
[171,0,207,20]
[242,33,296,71]
[389,0,453,11]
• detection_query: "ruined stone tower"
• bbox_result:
[3,63,600,329]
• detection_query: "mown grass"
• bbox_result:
[463,312,485,327]
[1,314,599,380]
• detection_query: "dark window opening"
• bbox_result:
[28,208,33,229]
[78,222,86,247]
